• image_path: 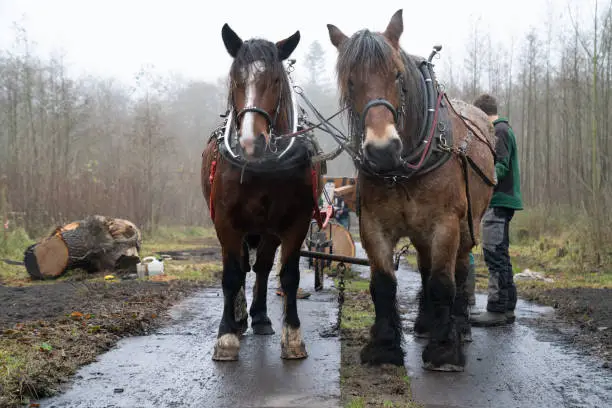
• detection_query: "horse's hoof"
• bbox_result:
[212,334,240,361]
[281,342,308,359]
[422,362,465,372]
[421,340,465,372]
[252,323,275,335]
[360,341,405,366]
[280,326,308,359]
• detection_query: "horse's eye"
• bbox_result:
[396,72,401,80]
[348,79,354,88]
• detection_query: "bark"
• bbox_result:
[24,215,142,280]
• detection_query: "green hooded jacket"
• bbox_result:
[490,117,523,210]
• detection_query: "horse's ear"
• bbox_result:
[383,9,403,48]
[327,24,348,49]
[221,23,243,58]
[276,31,301,60]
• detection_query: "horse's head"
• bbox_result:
[327,10,418,173]
[222,24,300,160]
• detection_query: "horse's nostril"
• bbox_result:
[256,133,267,147]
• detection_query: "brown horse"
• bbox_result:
[327,10,497,371]
[201,24,323,361]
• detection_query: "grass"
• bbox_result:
[0,227,36,284]
[140,225,218,254]
[338,274,421,408]
[335,279,374,330]
[395,208,612,292]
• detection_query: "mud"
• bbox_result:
[0,280,210,328]
[38,259,342,408]
[520,286,612,362]
[340,320,415,407]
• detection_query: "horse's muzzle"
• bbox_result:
[363,138,403,173]
[238,132,267,160]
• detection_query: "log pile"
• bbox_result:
[23,215,142,280]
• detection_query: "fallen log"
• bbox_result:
[23,215,142,280]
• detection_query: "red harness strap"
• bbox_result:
[208,141,219,222]
[311,164,324,229]
[209,159,217,220]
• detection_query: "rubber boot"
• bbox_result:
[275,276,311,299]
[470,311,508,327]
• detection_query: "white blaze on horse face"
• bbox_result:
[240,61,266,156]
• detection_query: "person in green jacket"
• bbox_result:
[469,93,523,327]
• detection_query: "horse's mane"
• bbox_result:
[334,29,425,151]
[226,39,294,132]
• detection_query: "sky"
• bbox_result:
[0,0,590,87]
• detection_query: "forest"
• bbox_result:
[0,1,610,266]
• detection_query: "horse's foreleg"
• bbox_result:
[213,235,247,362]
[414,247,432,338]
[422,215,465,372]
[360,219,404,366]
[250,236,280,335]
[278,225,309,360]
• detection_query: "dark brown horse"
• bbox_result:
[201,24,323,361]
[327,10,497,371]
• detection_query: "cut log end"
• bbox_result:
[23,215,142,280]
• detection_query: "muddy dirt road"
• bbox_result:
[40,260,341,408]
[39,244,611,408]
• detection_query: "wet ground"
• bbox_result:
[37,243,612,408]
[399,274,612,408]
[350,244,612,408]
[39,259,342,408]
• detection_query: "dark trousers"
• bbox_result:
[481,207,517,313]
[336,214,350,230]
